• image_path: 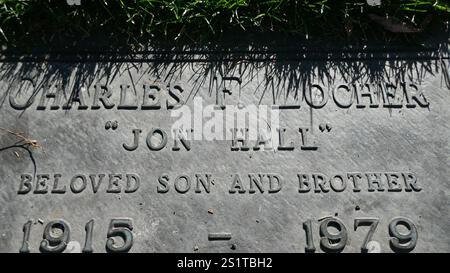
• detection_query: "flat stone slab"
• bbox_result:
[0,53,449,253]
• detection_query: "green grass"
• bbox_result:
[0,0,449,47]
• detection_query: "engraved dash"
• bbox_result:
[208,232,232,241]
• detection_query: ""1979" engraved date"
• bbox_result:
[303,217,417,253]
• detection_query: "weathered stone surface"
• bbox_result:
[0,50,449,253]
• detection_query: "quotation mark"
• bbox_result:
[105,121,118,130]
[319,123,332,132]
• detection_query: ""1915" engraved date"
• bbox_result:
[19,218,133,253]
